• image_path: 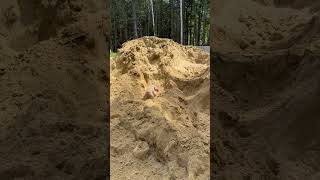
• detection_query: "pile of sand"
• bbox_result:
[212,0,315,53]
[110,37,210,179]
[0,0,108,179]
[212,0,320,179]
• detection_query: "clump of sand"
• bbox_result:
[110,36,210,179]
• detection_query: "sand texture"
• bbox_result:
[0,0,109,179]
[111,37,210,179]
[212,0,320,179]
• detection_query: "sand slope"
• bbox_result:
[212,0,320,179]
[0,0,108,179]
[111,37,210,179]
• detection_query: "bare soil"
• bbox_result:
[0,0,109,179]
[110,37,210,179]
[212,0,320,179]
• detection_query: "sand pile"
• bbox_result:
[110,37,210,179]
[0,0,108,179]
[212,0,320,179]
[212,0,316,53]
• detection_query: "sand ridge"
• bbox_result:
[111,36,210,179]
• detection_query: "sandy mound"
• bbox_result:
[212,0,320,179]
[111,37,210,179]
[0,0,108,52]
[212,0,316,53]
[0,0,108,179]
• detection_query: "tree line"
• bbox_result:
[111,0,210,51]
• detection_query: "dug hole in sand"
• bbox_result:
[110,37,210,179]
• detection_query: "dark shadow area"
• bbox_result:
[0,0,109,179]
[211,0,320,179]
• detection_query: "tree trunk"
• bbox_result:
[147,0,150,35]
[125,12,128,41]
[132,0,138,38]
[184,0,188,44]
[150,0,156,36]
[170,0,174,39]
[190,1,194,45]
[197,3,203,45]
[193,2,198,45]
[202,3,206,45]
[180,0,183,44]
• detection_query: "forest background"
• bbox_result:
[111,0,210,51]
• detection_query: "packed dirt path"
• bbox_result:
[212,0,320,179]
[110,37,210,179]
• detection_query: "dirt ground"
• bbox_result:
[212,0,320,179]
[0,0,109,179]
[110,37,210,179]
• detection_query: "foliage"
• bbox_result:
[111,0,210,51]
[110,50,117,59]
